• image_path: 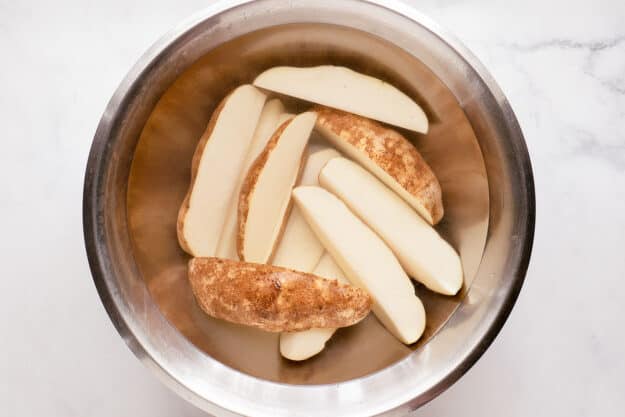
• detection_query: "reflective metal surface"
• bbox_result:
[83,0,534,415]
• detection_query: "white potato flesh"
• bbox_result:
[276,112,294,126]
[179,85,266,256]
[293,186,426,344]
[240,112,317,263]
[272,148,341,271]
[320,157,463,295]
[254,65,428,133]
[215,98,287,259]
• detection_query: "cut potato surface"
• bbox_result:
[315,106,443,225]
[177,85,266,256]
[270,209,320,271]
[293,186,426,344]
[272,147,341,271]
[280,253,350,361]
[237,112,317,263]
[276,112,294,126]
[321,158,463,295]
[299,148,342,186]
[188,257,372,332]
[215,99,288,260]
[254,65,428,133]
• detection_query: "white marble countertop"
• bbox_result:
[2,0,624,416]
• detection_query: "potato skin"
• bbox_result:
[188,257,372,332]
[315,106,443,224]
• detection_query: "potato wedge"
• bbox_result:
[215,99,288,260]
[188,257,372,332]
[254,65,428,133]
[321,157,463,295]
[293,186,426,344]
[272,147,341,271]
[177,85,266,256]
[237,112,317,263]
[315,106,443,224]
[276,112,295,126]
[280,253,350,361]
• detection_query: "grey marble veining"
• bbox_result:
[1,0,623,416]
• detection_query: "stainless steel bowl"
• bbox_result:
[83,0,535,415]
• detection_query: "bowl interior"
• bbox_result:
[126,23,489,384]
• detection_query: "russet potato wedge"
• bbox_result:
[276,112,294,126]
[177,85,266,256]
[215,98,288,260]
[188,257,372,332]
[273,147,343,361]
[293,186,426,344]
[237,112,317,263]
[272,147,341,271]
[315,106,443,224]
[320,157,463,295]
[254,65,428,133]
[280,253,351,361]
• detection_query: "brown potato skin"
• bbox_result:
[188,257,372,332]
[315,106,443,224]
